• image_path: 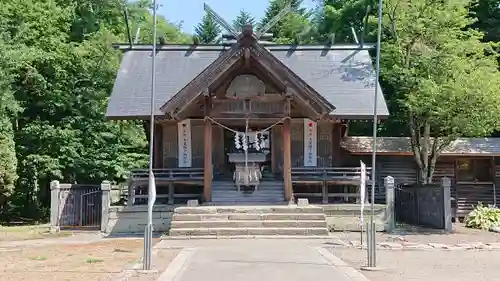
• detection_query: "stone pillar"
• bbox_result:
[384,176,395,232]
[50,180,61,233]
[127,178,135,206]
[101,181,111,232]
[442,177,452,232]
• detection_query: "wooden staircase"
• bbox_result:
[210,180,285,204]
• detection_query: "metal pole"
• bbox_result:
[368,0,383,268]
[143,0,157,271]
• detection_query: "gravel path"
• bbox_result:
[329,247,500,281]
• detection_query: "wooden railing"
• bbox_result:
[291,167,372,204]
[129,168,205,205]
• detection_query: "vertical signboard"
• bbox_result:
[304,118,317,167]
[360,160,366,239]
[178,119,192,167]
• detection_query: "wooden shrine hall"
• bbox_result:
[106,24,389,205]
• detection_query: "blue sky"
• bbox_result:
[158,0,317,34]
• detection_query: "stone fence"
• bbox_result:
[385,176,452,232]
[50,180,111,232]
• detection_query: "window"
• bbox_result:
[456,158,492,182]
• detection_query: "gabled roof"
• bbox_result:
[342,136,500,156]
[106,44,389,119]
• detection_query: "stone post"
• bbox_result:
[441,177,452,232]
[384,176,395,232]
[50,180,61,233]
[101,181,111,232]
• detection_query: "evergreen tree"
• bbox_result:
[233,10,256,32]
[259,0,312,43]
[194,13,221,43]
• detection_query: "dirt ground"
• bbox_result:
[329,247,500,281]
[331,223,500,245]
[0,225,71,242]
[0,238,179,281]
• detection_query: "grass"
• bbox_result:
[0,224,72,241]
[85,257,104,264]
[29,256,47,261]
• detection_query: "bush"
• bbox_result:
[464,203,500,230]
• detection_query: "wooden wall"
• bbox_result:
[161,120,206,168]
[290,120,336,167]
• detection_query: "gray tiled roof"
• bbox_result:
[342,136,500,155]
[106,44,389,119]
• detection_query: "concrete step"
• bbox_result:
[211,195,284,200]
[172,213,326,221]
[212,197,284,202]
[212,190,284,194]
[169,227,329,236]
[173,206,325,215]
[171,220,327,228]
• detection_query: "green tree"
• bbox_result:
[470,0,500,43]
[259,0,313,43]
[233,10,256,32]
[0,43,20,210]
[313,0,376,44]
[0,0,190,220]
[194,13,221,43]
[380,0,500,183]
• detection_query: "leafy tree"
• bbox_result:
[0,43,20,210]
[313,0,376,44]
[470,0,500,43]
[259,0,313,43]
[0,0,190,220]
[194,13,221,43]
[380,0,500,183]
[233,10,256,32]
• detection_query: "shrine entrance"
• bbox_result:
[222,126,273,179]
[207,116,285,191]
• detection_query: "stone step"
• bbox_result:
[172,213,326,221]
[211,195,284,200]
[212,190,284,194]
[171,220,327,228]
[173,206,325,215]
[212,197,285,202]
[212,186,284,190]
[169,227,329,236]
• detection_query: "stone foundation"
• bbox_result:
[321,204,386,232]
[104,203,388,235]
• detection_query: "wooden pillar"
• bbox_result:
[203,97,212,202]
[153,124,163,168]
[283,117,292,201]
[271,127,277,173]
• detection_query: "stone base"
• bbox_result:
[105,205,176,234]
[320,204,387,232]
[169,205,329,237]
[104,203,388,236]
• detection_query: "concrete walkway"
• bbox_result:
[155,239,370,281]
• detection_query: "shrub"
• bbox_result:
[464,203,500,230]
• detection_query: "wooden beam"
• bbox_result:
[203,97,213,202]
[283,98,293,201]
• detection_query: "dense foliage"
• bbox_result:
[465,203,500,230]
[0,0,189,221]
[0,0,499,221]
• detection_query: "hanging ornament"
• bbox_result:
[234,132,241,149]
[242,133,248,151]
[255,136,261,151]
